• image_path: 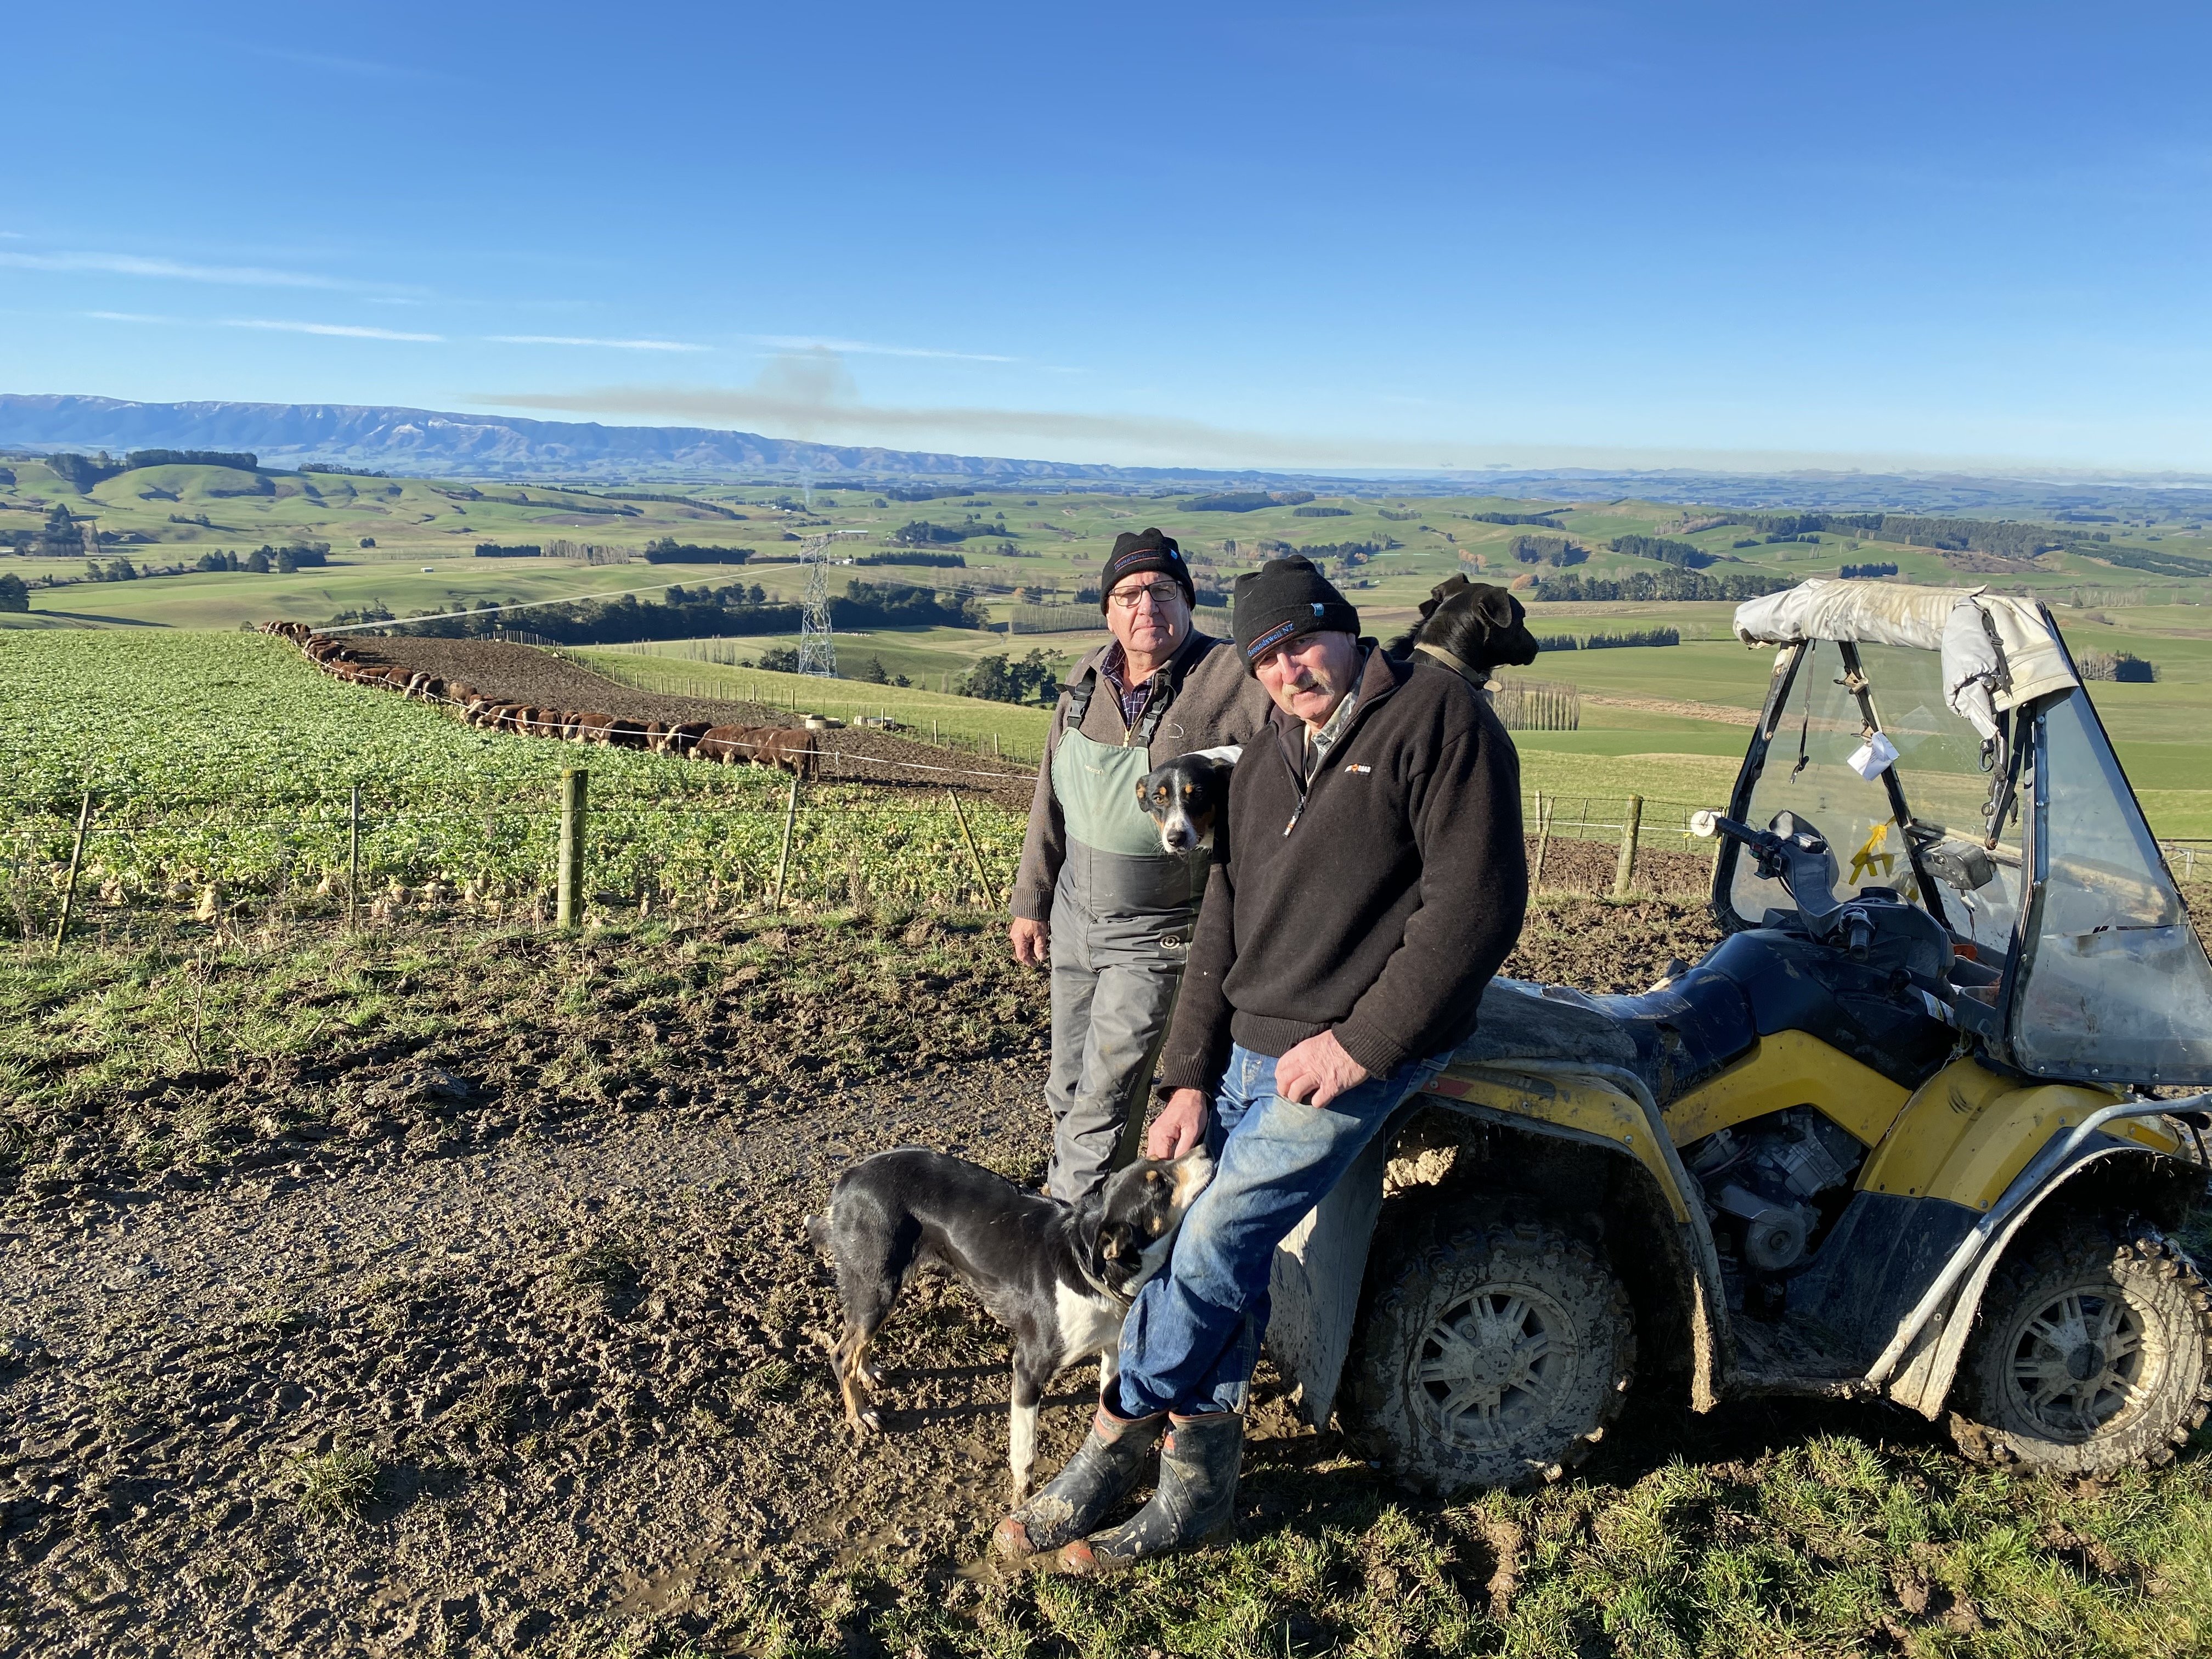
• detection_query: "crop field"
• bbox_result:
[0,633,1032,922]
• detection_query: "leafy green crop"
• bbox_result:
[0,632,1024,913]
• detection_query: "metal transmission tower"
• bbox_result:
[797,531,841,678]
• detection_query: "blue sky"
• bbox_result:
[4,2,2207,471]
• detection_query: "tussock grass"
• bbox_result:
[284,1444,380,1526]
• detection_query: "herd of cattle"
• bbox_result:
[261,621,822,778]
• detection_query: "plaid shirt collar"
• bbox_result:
[1099,641,1158,729]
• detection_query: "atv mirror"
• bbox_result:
[1689,809,1720,839]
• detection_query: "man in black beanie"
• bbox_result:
[1008,528,1273,1204]
[997,554,1527,1571]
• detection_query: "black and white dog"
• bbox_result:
[809,1147,1214,1497]
[1136,745,1241,855]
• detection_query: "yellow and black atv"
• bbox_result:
[1269,579,2212,1489]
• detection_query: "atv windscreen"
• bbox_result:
[1724,582,2212,1087]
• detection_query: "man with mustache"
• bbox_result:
[997,554,1528,1570]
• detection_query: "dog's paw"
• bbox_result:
[857,1407,883,1435]
[859,1363,884,1387]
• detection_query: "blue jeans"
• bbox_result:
[1115,1042,1451,1418]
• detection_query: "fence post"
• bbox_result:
[948,790,1000,908]
[51,790,92,952]
[1612,793,1644,901]
[347,786,362,932]
[771,772,801,909]
[556,768,588,927]
[1531,791,1551,892]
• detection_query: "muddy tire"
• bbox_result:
[1342,1215,1635,1495]
[1953,1220,2212,1476]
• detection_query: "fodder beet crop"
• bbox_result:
[0,631,1025,918]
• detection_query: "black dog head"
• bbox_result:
[1081,1147,1215,1293]
[1388,575,1539,679]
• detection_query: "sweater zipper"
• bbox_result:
[1278,670,1392,836]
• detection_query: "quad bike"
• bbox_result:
[1266,579,2212,1488]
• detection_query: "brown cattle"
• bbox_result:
[661,720,714,757]
[761,726,821,780]
[603,718,650,749]
[572,712,617,743]
[695,724,767,765]
[642,721,669,751]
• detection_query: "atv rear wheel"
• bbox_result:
[1954,1220,2212,1476]
[1343,1216,1635,1495]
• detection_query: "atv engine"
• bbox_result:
[1688,1109,1866,1279]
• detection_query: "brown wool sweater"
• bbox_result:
[1155,648,1528,1091]
[1009,630,1277,921]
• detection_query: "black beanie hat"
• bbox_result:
[1099,528,1195,611]
[1232,555,1360,669]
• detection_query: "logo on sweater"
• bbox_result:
[1341,763,1371,774]
[1245,619,1299,660]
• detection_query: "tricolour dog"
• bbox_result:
[1135,745,1241,855]
[810,1147,1212,1497]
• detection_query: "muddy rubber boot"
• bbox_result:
[1058,1410,1243,1575]
[991,1404,1166,1561]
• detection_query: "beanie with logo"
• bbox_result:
[1231,555,1360,670]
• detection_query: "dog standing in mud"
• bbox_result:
[809,1147,1212,1498]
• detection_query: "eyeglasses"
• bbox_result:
[1108,582,1184,610]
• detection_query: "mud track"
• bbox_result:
[331,637,1037,811]
[4,900,1730,1655]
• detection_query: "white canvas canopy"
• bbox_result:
[1733,579,2079,739]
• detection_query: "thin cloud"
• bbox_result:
[83,309,178,324]
[488,334,710,353]
[470,378,1356,464]
[0,249,366,290]
[746,333,1020,364]
[225,318,444,342]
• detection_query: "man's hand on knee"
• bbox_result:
[1276,1030,1369,1109]
[1148,1089,1209,1159]
[1008,916,1050,967]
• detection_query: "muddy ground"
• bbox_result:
[0,894,1743,1657]
[323,638,1037,811]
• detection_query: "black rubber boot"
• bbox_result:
[991,1404,1166,1561]
[1058,1410,1243,1574]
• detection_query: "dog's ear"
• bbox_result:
[1075,1195,1107,1268]
[1099,1221,1134,1262]
[1419,574,1470,622]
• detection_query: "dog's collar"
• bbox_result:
[1412,638,1489,688]
[1076,1255,1133,1305]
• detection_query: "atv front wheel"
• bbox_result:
[1343,1216,1635,1494]
[1954,1220,2212,1476]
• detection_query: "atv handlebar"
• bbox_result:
[1690,808,1844,929]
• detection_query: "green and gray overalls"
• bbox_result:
[1045,665,1210,1201]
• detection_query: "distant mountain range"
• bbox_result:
[3,393,2207,516]
[0,393,1179,483]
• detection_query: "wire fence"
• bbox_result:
[1,785,1732,948]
